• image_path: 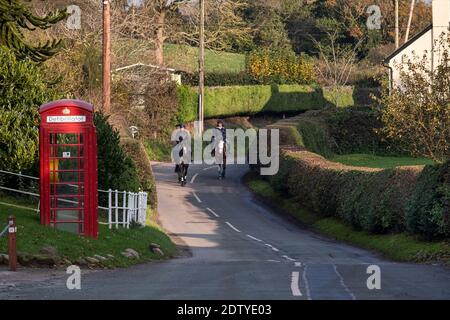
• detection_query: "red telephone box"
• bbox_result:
[39,99,98,238]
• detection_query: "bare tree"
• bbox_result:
[311,26,364,108]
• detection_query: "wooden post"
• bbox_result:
[7,216,17,272]
[103,0,111,115]
[198,0,205,134]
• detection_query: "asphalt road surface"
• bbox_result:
[1,163,449,300]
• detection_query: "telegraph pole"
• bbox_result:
[198,0,205,134]
[103,0,111,114]
[405,0,415,43]
[395,0,399,49]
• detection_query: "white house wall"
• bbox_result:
[388,29,433,88]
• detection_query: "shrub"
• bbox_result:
[180,71,256,87]
[0,46,61,171]
[377,33,450,163]
[406,161,450,239]
[269,149,440,237]
[176,85,198,123]
[94,112,140,193]
[246,49,315,85]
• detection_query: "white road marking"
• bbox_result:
[267,260,281,263]
[264,243,280,252]
[302,265,312,300]
[225,222,241,233]
[206,207,220,218]
[246,235,263,242]
[333,264,356,300]
[282,255,296,262]
[295,262,302,267]
[190,173,199,184]
[193,192,202,203]
[291,272,302,297]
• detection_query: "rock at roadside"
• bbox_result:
[152,248,164,256]
[17,252,33,266]
[94,254,107,261]
[85,257,101,265]
[121,248,140,259]
[0,253,9,265]
[32,254,59,267]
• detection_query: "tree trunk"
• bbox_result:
[155,10,166,66]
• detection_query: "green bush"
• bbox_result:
[0,46,61,171]
[406,161,450,239]
[181,71,257,87]
[176,85,198,123]
[94,112,140,193]
[296,119,333,158]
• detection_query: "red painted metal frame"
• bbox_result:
[39,100,98,238]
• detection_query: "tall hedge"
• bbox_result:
[267,149,449,239]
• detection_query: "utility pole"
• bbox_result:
[405,0,415,43]
[198,0,205,134]
[103,0,111,115]
[395,0,399,49]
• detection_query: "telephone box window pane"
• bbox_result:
[51,196,84,209]
[55,134,79,145]
[56,171,83,183]
[53,209,84,234]
[51,146,83,158]
[54,184,84,195]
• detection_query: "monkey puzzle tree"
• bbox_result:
[0,0,68,62]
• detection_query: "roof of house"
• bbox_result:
[383,24,432,64]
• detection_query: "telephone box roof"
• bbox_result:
[39,99,94,113]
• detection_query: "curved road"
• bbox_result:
[2,163,450,299]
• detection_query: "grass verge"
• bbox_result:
[0,197,176,268]
[246,176,450,264]
[330,154,435,169]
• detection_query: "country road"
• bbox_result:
[1,162,449,300]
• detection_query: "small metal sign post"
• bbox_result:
[8,216,17,272]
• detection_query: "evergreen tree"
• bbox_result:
[0,0,68,62]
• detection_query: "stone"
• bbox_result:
[61,258,72,266]
[121,248,140,259]
[94,254,107,261]
[149,243,161,250]
[17,252,33,266]
[106,254,115,259]
[0,253,9,265]
[32,254,58,266]
[74,258,88,266]
[152,248,164,256]
[85,257,101,265]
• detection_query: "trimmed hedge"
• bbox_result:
[270,149,449,239]
[268,108,396,158]
[176,84,378,123]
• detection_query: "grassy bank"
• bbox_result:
[246,176,450,264]
[0,198,176,268]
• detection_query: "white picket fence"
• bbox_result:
[99,189,148,229]
[0,170,148,229]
